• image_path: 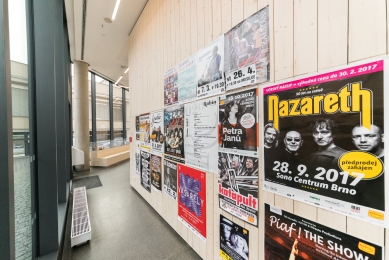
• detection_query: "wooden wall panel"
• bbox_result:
[127,0,389,259]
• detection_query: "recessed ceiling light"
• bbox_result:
[104,17,112,23]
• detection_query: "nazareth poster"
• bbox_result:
[135,141,140,176]
[197,37,225,98]
[164,104,185,163]
[164,159,178,201]
[150,110,164,156]
[224,6,269,91]
[150,154,162,193]
[139,113,150,152]
[264,203,383,260]
[178,164,206,241]
[220,216,249,260]
[263,60,388,227]
[219,88,258,157]
[164,66,178,106]
[136,115,140,140]
[219,152,258,226]
[184,96,219,173]
[140,151,151,193]
[178,55,197,104]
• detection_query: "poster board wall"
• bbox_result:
[127,0,388,259]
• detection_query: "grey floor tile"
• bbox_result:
[68,160,201,260]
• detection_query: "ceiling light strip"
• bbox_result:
[111,0,121,21]
[115,75,123,85]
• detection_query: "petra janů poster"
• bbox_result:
[177,55,197,104]
[150,154,162,193]
[184,96,219,173]
[265,204,383,260]
[140,151,151,193]
[150,110,164,156]
[178,164,206,241]
[164,104,185,163]
[263,60,388,227]
[219,152,258,226]
[224,6,269,91]
[164,66,178,106]
[164,159,177,201]
[220,216,249,260]
[219,88,258,157]
[197,37,225,98]
[139,113,150,152]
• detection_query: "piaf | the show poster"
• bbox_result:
[263,60,388,227]
[164,104,185,163]
[150,110,164,156]
[219,88,258,157]
[178,164,206,241]
[264,203,383,260]
[220,216,249,260]
[150,154,162,193]
[140,151,151,193]
[224,6,269,91]
[197,37,225,99]
[139,113,150,152]
[184,96,219,173]
[164,159,177,201]
[164,67,178,106]
[219,152,258,226]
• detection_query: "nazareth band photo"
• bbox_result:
[263,60,386,219]
[219,88,258,156]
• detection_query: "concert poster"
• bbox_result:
[224,6,269,91]
[136,115,140,140]
[219,152,258,226]
[150,154,162,193]
[219,88,258,157]
[164,104,185,163]
[177,55,197,104]
[220,216,250,260]
[164,159,178,201]
[140,151,151,193]
[264,203,383,260]
[150,110,164,156]
[184,96,219,173]
[196,37,225,99]
[262,59,388,227]
[164,66,178,106]
[139,113,150,152]
[177,164,207,241]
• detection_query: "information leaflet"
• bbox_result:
[164,159,178,201]
[263,60,388,227]
[220,216,249,260]
[139,113,150,152]
[224,6,269,91]
[219,152,258,226]
[164,67,178,106]
[177,55,197,104]
[219,88,258,157]
[264,203,383,260]
[150,110,164,156]
[197,37,225,98]
[150,154,162,193]
[140,151,151,193]
[184,97,218,173]
[164,104,185,163]
[178,164,206,242]
[135,141,140,176]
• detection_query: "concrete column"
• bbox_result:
[73,60,90,171]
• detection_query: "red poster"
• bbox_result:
[177,164,207,241]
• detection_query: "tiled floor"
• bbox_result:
[66,160,202,260]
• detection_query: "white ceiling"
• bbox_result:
[64,0,148,87]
